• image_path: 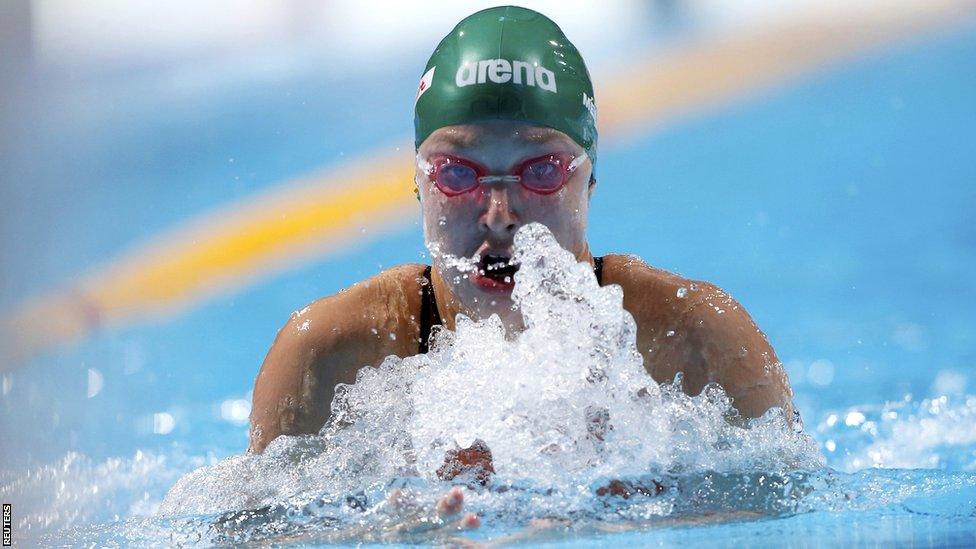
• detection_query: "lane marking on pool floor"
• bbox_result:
[2,0,974,367]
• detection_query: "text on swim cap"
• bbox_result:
[583,92,597,122]
[456,59,557,93]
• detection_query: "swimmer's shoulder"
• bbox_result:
[600,254,791,419]
[600,253,718,322]
[289,263,429,358]
[601,252,760,337]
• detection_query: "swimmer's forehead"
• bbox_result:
[421,123,578,151]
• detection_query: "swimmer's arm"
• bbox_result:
[248,300,349,453]
[684,284,795,420]
[248,266,425,454]
[612,257,793,420]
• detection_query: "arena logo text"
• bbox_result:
[456,59,557,93]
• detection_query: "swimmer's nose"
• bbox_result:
[480,186,519,237]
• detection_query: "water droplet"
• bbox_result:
[844,411,866,427]
[220,399,251,424]
[153,412,175,435]
[666,330,675,337]
[676,287,688,298]
[808,359,835,387]
[87,369,104,399]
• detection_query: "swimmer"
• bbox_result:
[248,5,795,525]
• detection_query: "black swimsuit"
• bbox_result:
[418,256,604,353]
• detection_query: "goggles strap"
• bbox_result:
[568,152,588,172]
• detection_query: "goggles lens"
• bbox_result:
[520,157,564,192]
[436,159,480,194]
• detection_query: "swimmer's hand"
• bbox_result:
[380,440,491,536]
[436,439,495,486]
[594,478,666,499]
[386,486,480,532]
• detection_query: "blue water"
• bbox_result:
[2,20,976,547]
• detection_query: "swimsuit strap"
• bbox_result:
[419,265,442,354]
[418,257,604,354]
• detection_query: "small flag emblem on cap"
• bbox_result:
[416,67,436,105]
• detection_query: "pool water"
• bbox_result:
[2,18,976,549]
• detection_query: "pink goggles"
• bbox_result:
[420,152,588,196]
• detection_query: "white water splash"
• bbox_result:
[159,224,823,520]
[10,224,976,546]
[424,240,480,274]
[0,451,212,537]
[817,394,976,472]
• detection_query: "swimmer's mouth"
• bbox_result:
[469,253,519,293]
[478,254,519,281]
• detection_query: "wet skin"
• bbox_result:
[247,121,796,521]
[416,121,596,332]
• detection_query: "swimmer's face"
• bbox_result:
[416,120,595,319]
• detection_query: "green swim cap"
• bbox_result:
[414,6,598,163]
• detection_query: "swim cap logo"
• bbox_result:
[416,66,436,105]
[455,59,557,93]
